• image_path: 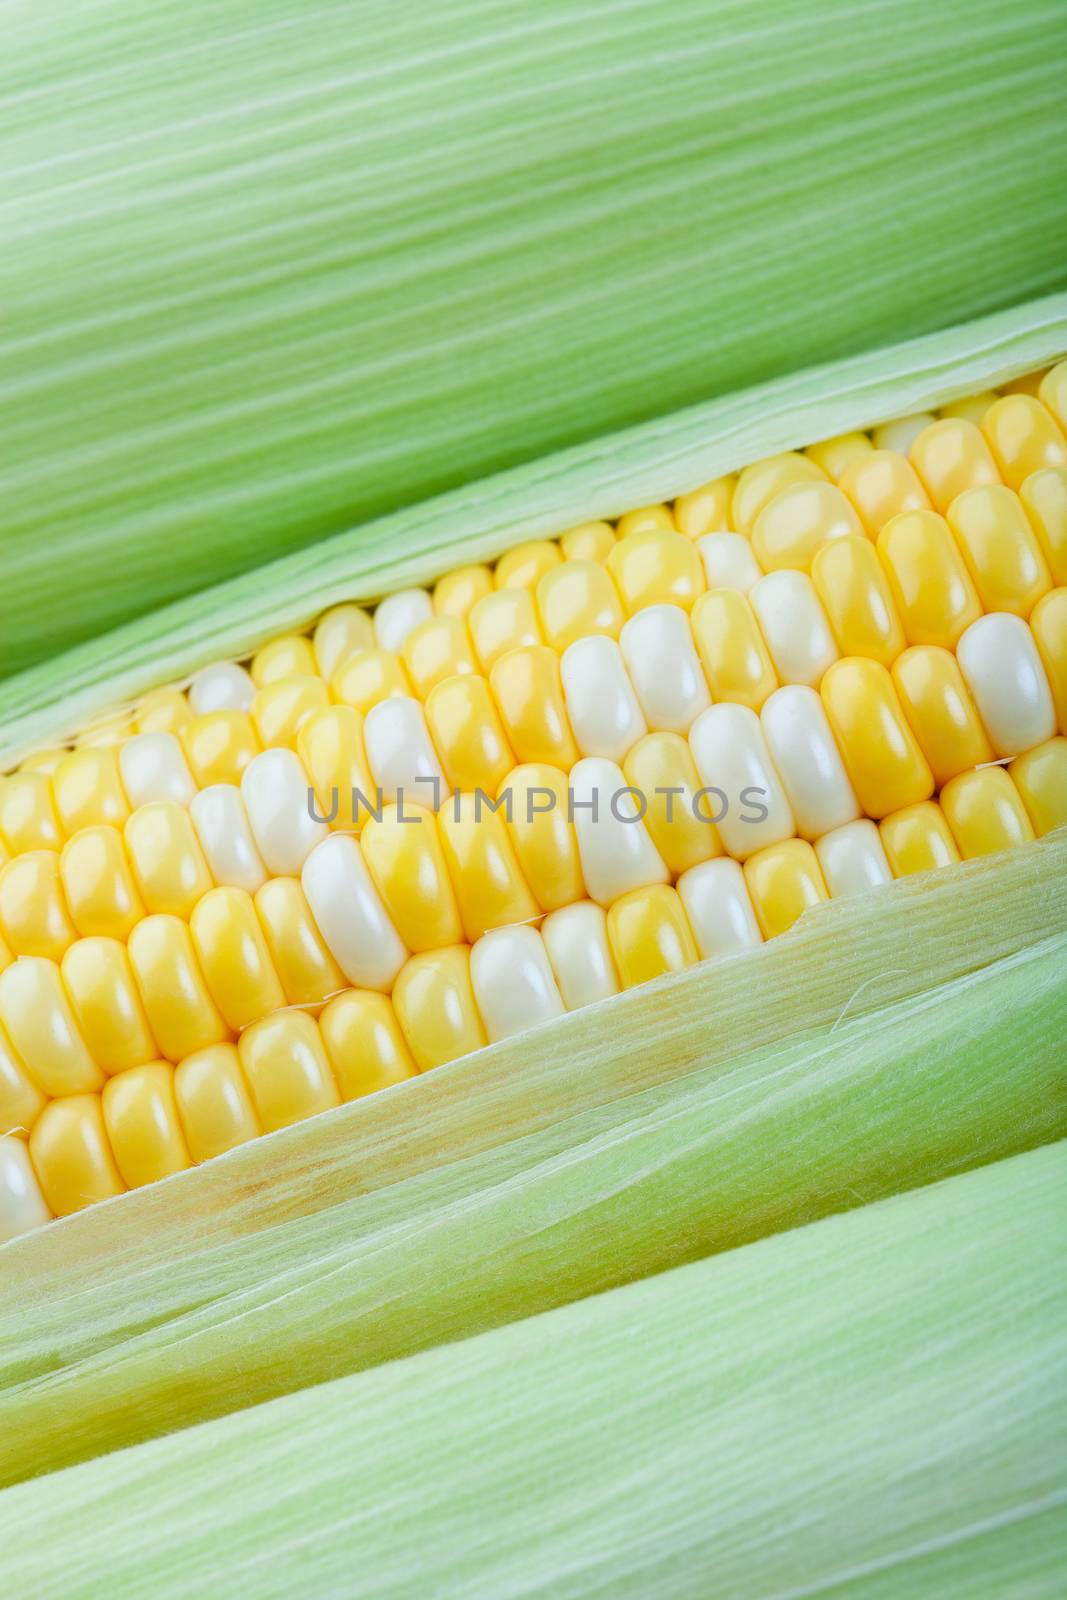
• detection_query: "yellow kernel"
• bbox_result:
[319,990,418,1099]
[251,633,317,687]
[494,540,561,591]
[941,767,1035,858]
[392,945,487,1071]
[743,838,829,939]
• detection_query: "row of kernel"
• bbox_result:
[6,596,1061,974]
[4,586,1063,1002]
[3,986,419,1223]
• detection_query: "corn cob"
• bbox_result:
[1,370,1065,1242]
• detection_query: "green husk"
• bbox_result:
[2,0,1066,676]
[1,294,1064,765]
[3,1139,1065,1598]
[3,832,1063,1487]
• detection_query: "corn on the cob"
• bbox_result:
[2,369,1066,1242]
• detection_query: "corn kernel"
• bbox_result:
[190,785,268,893]
[559,521,617,563]
[301,834,407,992]
[469,926,564,1042]
[1030,588,1067,731]
[60,825,146,941]
[908,418,1000,512]
[181,711,260,788]
[805,433,873,481]
[494,540,561,591]
[541,900,621,1008]
[691,590,778,711]
[30,1095,125,1215]
[502,765,585,914]
[436,791,539,942]
[561,635,647,761]
[891,646,993,786]
[135,689,192,737]
[254,876,346,1007]
[697,533,762,594]
[673,478,735,537]
[607,529,705,613]
[1040,361,1067,432]
[18,749,68,775]
[251,633,318,687]
[392,945,487,1070]
[607,884,698,988]
[956,612,1056,757]
[873,415,936,454]
[981,394,1067,488]
[675,857,762,960]
[432,565,494,619]
[748,573,838,689]
[0,850,78,960]
[319,990,418,1099]
[615,505,675,539]
[743,838,828,939]
[174,1043,262,1162]
[77,715,135,750]
[876,509,983,649]
[313,604,375,678]
[619,604,711,734]
[751,482,864,573]
[879,802,960,876]
[469,588,543,672]
[0,771,63,853]
[238,1011,340,1132]
[375,590,434,655]
[0,956,103,1097]
[568,757,669,904]
[838,449,929,536]
[946,484,1051,617]
[939,392,998,426]
[103,1062,192,1189]
[0,1021,46,1138]
[51,748,130,834]
[119,731,197,809]
[941,767,1035,858]
[331,648,412,716]
[536,560,625,650]
[688,703,796,859]
[815,818,892,897]
[425,674,515,794]
[1009,737,1067,836]
[189,662,256,716]
[61,937,160,1075]
[402,615,477,699]
[128,914,232,1061]
[490,645,579,768]
[811,534,905,666]
[1019,468,1067,587]
[0,1135,53,1238]
[732,453,826,536]
[623,731,721,875]
[821,658,934,818]
[297,704,375,833]
[253,674,331,750]
[360,803,463,952]
[190,888,287,1031]
[761,685,859,840]
[125,802,214,919]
